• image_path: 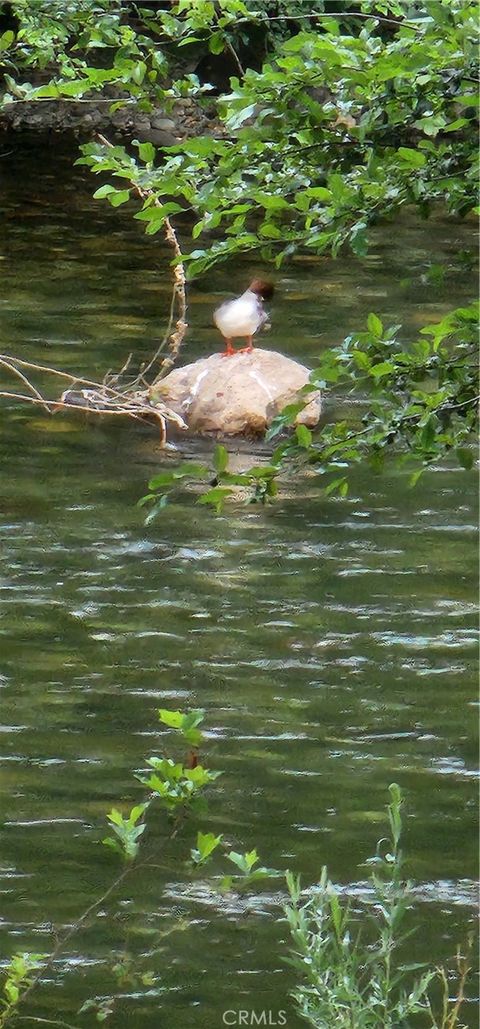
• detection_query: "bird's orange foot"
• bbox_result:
[238,336,254,354]
[221,339,236,357]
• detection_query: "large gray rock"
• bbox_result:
[149,348,321,436]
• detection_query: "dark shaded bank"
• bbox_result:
[0,93,219,144]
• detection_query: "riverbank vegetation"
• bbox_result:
[0,714,473,1028]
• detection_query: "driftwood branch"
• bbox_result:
[0,356,50,412]
[0,137,189,441]
[0,355,187,444]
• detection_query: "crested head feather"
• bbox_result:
[248,278,275,300]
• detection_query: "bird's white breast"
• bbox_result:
[213,290,265,338]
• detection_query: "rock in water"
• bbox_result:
[149,348,321,436]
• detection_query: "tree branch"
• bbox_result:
[96,133,187,379]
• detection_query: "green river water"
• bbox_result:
[0,137,478,1028]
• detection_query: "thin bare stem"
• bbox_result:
[8,866,133,1022]
[0,392,141,420]
[0,354,142,399]
[236,11,415,29]
[3,97,137,105]
[0,358,51,412]
[7,805,190,1026]
[96,133,187,378]
[17,1017,81,1029]
[224,37,245,77]
[212,6,245,78]
[444,939,473,1029]
[0,393,183,447]
[0,355,187,443]
[135,281,177,386]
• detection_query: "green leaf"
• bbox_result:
[148,471,177,489]
[414,113,446,137]
[157,708,204,746]
[456,447,474,470]
[209,30,225,54]
[0,30,15,50]
[135,205,171,223]
[131,60,147,85]
[227,103,256,130]
[397,147,426,168]
[93,184,117,199]
[295,424,312,448]
[259,222,282,239]
[227,848,259,874]
[191,831,223,864]
[136,140,155,163]
[197,486,233,512]
[306,187,332,202]
[367,313,383,337]
[370,361,395,378]
[352,350,372,372]
[324,477,348,496]
[158,709,184,731]
[454,94,480,108]
[350,221,368,257]
[109,189,131,207]
[409,467,422,488]
[444,118,470,132]
[144,493,170,523]
[213,444,228,473]
[173,462,209,478]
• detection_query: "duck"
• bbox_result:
[213,278,274,356]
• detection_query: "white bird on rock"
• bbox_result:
[213,278,274,357]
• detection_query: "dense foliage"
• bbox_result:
[1,1,478,271]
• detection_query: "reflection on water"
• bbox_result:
[0,137,478,1027]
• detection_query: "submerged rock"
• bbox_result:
[149,348,321,436]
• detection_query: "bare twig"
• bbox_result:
[96,133,187,379]
[17,1018,81,1029]
[223,36,245,78]
[0,357,51,412]
[0,388,188,447]
[0,354,143,399]
[443,937,474,1029]
[0,352,188,443]
[135,279,177,386]
[7,806,190,1026]
[236,11,415,29]
[3,97,137,105]
[7,865,134,1023]
[0,391,143,420]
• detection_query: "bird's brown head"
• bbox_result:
[249,278,274,300]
